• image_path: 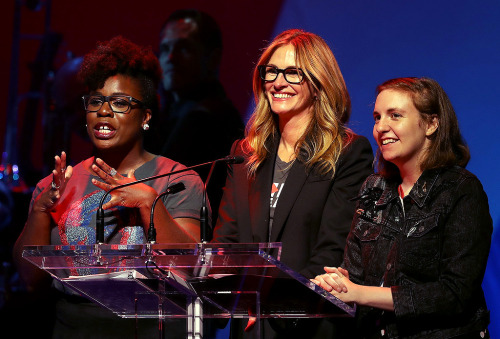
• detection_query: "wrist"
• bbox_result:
[31,200,54,214]
[139,190,157,210]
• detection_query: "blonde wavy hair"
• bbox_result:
[244,29,352,178]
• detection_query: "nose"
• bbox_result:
[165,49,175,62]
[374,117,390,134]
[97,101,114,117]
[159,50,172,65]
[160,43,178,64]
[272,72,288,88]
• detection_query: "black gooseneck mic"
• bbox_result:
[95,155,245,244]
[200,155,244,242]
[147,182,186,243]
[200,162,216,243]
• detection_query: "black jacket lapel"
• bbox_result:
[248,138,278,243]
[270,159,309,242]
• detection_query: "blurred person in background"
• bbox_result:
[146,9,245,229]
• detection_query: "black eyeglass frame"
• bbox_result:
[82,95,146,114]
[257,65,306,84]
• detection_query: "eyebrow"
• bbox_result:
[90,92,131,96]
[265,64,301,69]
[373,107,407,115]
[376,108,405,113]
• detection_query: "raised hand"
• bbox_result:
[34,151,73,212]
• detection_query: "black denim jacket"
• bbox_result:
[343,166,492,338]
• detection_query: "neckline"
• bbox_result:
[398,184,405,198]
[83,155,157,175]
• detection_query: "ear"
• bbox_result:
[426,114,439,137]
[143,109,152,125]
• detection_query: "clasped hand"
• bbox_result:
[311,267,354,302]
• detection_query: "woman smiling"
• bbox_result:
[212,29,373,338]
[313,77,492,338]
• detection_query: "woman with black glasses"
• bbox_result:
[212,29,374,338]
[13,36,205,338]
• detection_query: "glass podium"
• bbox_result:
[23,242,355,338]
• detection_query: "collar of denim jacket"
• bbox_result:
[405,168,441,208]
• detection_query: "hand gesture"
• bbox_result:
[34,151,73,213]
[91,158,157,211]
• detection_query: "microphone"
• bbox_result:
[147,182,186,243]
[223,155,244,165]
[200,155,244,242]
[95,155,245,244]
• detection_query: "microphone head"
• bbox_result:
[167,182,186,194]
[224,155,245,164]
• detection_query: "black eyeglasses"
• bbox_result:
[258,65,305,84]
[82,95,146,114]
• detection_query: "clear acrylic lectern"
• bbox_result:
[23,243,355,338]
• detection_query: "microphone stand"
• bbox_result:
[148,182,186,243]
[200,155,244,242]
[200,161,216,243]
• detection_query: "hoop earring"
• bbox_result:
[143,123,150,131]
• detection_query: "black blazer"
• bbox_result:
[213,133,374,278]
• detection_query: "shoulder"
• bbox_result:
[334,132,374,177]
[337,132,374,166]
[32,157,91,200]
[231,139,250,157]
[140,155,189,174]
[35,173,53,191]
[439,166,477,180]
[134,156,203,187]
[36,157,90,188]
[343,132,373,154]
[435,166,486,194]
[427,166,482,190]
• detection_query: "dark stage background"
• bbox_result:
[1,1,498,338]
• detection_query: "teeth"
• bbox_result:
[98,126,112,134]
[273,93,292,99]
[382,139,397,145]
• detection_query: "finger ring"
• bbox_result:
[51,181,60,190]
[109,168,117,176]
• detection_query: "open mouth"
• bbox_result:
[93,123,116,139]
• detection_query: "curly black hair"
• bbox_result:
[79,36,162,114]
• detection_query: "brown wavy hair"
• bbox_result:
[244,29,352,178]
[375,77,470,178]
